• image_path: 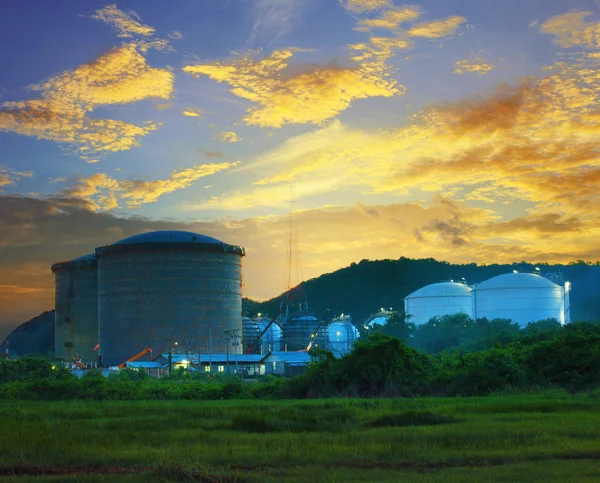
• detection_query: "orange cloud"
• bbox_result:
[199,28,600,227]
[356,5,421,32]
[408,16,467,38]
[218,131,241,143]
[541,11,600,49]
[0,44,173,161]
[183,45,404,128]
[340,0,393,13]
[90,4,155,38]
[453,57,495,75]
[0,167,35,191]
[60,162,239,210]
[182,107,205,117]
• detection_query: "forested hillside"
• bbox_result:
[247,258,600,325]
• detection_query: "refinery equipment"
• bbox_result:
[318,315,359,355]
[51,254,98,363]
[281,300,321,351]
[257,316,282,353]
[95,230,245,367]
[242,317,262,353]
[364,308,394,329]
[117,347,153,369]
[404,281,473,325]
[472,271,571,327]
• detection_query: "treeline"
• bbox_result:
[1,319,599,400]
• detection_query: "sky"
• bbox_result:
[1,0,599,338]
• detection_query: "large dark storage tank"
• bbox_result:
[95,230,245,366]
[51,254,98,362]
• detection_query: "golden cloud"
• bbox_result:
[408,16,466,38]
[340,0,392,13]
[90,4,155,38]
[183,45,404,128]
[182,107,204,117]
[0,174,13,189]
[453,58,495,75]
[218,131,242,143]
[540,11,600,49]
[0,167,35,191]
[61,162,238,210]
[356,5,421,31]
[199,24,600,227]
[168,31,184,40]
[0,44,173,161]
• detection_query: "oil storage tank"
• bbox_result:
[256,316,282,353]
[404,282,473,325]
[321,316,359,355]
[242,317,262,353]
[95,230,245,366]
[51,254,98,363]
[472,272,568,327]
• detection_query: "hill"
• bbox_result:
[248,258,600,325]
[0,310,54,358]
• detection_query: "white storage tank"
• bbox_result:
[404,282,473,325]
[472,272,568,327]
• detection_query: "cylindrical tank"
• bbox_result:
[404,282,473,325]
[243,317,262,353]
[282,315,320,352]
[51,254,98,363]
[321,318,359,354]
[256,317,283,353]
[95,230,245,366]
[472,272,567,327]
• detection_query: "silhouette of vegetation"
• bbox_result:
[2,319,600,400]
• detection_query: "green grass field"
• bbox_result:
[1,391,599,482]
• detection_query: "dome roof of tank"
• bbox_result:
[474,272,559,291]
[51,253,97,272]
[406,282,472,299]
[95,230,245,257]
[73,253,96,262]
[114,230,224,245]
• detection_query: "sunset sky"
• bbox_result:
[1,0,599,339]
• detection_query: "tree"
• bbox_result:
[370,311,415,342]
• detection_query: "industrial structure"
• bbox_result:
[242,317,262,353]
[51,254,98,364]
[318,314,359,355]
[404,272,572,327]
[94,230,245,367]
[404,281,473,325]
[281,300,322,351]
[472,272,571,327]
[255,315,283,353]
[364,308,394,329]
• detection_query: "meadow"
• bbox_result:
[1,391,599,482]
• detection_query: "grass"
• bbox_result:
[1,391,600,481]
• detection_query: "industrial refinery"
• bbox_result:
[403,271,571,327]
[49,229,574,372]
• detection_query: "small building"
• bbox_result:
[157,352,269,376]
[264,351,312,376]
